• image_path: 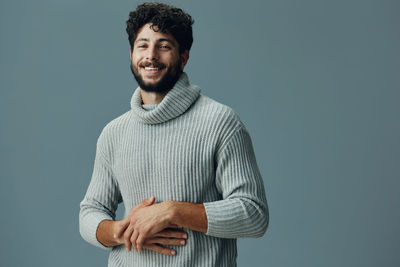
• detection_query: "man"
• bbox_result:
[79,2,269,266]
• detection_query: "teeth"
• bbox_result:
[145,67,159,71]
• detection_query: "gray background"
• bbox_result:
[0,0,399,266]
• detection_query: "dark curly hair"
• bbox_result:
[126,2,194,54]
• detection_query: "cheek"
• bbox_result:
[132,56,141,66]
[165,54,179,66]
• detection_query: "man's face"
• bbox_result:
[130,23,189,93]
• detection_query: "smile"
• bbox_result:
[145,67,160,71]
[142,66,164,76]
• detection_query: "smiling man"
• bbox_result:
[79,2,269,267]
[130,24,188,96]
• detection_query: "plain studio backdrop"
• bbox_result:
[0,0,399,266]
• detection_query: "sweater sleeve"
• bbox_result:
[79,129,122,249]
[203,125,269,238]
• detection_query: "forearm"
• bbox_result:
[167,198,268,238]
[203,197,269,238]
[169,201,208,233]
[79,198,118,249]
[97,219,120,247]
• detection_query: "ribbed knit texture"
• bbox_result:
[79,73,269,267]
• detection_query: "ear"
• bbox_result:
[180,50,190,70]
[129,48,132,61]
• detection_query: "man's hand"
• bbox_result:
[113,196,207,254]
[96,197,187,256]
[114,196,179,253]
[114,227,187,255]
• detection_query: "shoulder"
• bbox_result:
[194,94,244,130]
[191,94,246,146]
[96,110,132,153]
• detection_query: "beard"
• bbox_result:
[130,57,183,94]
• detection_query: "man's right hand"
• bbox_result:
[113,227,187,256]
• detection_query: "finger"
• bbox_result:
[154,229,188,239]
[130,231,137,249]
[146,237,186,246]
[144,244,176,256]
[131,228,139,252]
[123,225,134,252]
[128,196,156,216]
[114,219,130,239]
[141,196,155,207]
[136,234,146,252]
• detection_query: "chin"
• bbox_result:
[142,75,163,82]
[131,61,182,94]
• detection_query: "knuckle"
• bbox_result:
[142,225,150,233]
[141,229,147,236]
[123,232,130,240]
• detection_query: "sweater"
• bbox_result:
[79,72,269,267]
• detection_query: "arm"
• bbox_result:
[96,220,120,247]
[79,129,122,250]
[202,125,269,238]
[168,201,208,233]
[169,125,268,238]
[79,130,188,255]
[121,125,268,251]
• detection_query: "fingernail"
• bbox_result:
[113,233,117,238]
[171,250,176,255]
[180,240,185,245]
[183,234,188,239]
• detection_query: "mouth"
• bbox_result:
[140,62,165,76]
[141,66,165,78]
[144,67,162,72]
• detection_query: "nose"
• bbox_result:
[145,45,158,61]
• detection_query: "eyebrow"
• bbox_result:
[135,38,176,46]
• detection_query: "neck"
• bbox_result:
[140,90,168,104]
[130,72,201,124]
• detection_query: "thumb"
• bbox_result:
[142,196,155,206]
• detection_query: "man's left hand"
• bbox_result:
[115,196,179,252]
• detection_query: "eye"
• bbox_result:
[160,45,171,49]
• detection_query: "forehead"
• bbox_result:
[135,23,177,43]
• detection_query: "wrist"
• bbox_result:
[169,202,208,233]
[111,220,124,245]
[97,219,120,247]
[165,200,181,228]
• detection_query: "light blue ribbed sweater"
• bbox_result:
[79,73,269,266]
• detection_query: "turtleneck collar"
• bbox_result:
[130,72,201,124]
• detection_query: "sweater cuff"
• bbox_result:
[203,200,236,237]
[81,212,113,250]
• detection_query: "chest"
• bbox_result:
[113,124,217,203]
